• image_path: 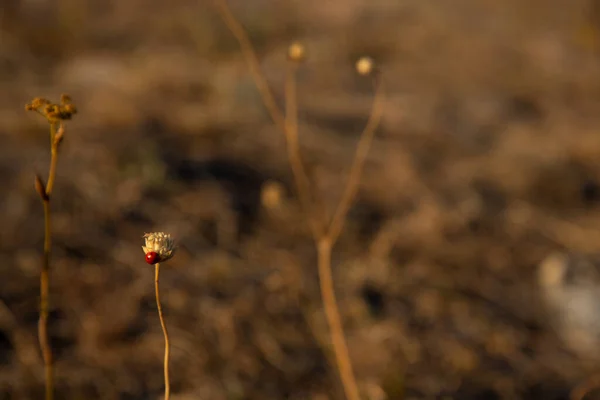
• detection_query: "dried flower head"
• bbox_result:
[142,232,176,264]
[25,97,50,111]
[288,42,306,62]
[261,180,285,210]
[356,56,374,76]
[25,95,77,123]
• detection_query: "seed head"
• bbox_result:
[142,232,176,264]
[288,42,306,62]
[261,180,285,210]
[25,95,77,122]
[356,56,374,76]
[25,97,51,111]
[60,94,72,105]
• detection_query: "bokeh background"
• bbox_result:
[3,0,600,398]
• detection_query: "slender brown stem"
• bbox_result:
[284,62,323,238]
[46,149,58,196]
[284,62,361,399]
[39,200,53,400]
[45,124,59,196]
[212,0,287,134]
[210,3,387,399]
[155,263,171,400]
[317,238,361,400]
[327,78,384,244]
[39,122,59,400]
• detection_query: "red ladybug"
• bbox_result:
[145,251,160,265]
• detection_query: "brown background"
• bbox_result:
[2,0,600,398]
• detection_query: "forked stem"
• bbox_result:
[284,62,323,238]
[212,3,385,399]
[285,62,362,400]
[28,96,76,400]
[155,262,171,400]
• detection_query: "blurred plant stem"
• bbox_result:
[212,2,385,399]
[285,65,384,400]
[39,121,59,400]
[155,262,171,400]
[27,95,76,400]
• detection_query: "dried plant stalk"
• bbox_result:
[142,232,176,400]
[212,2,385,399]
[155,262,171,400]
[40,171,54,400]
[26,96,77,400]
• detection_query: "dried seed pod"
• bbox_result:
[288,42,306,62]
[356,56,374,76]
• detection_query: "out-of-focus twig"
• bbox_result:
[26,95,77,400]
[211,3,385,399]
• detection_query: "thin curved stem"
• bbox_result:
[327,78,384,244]
[211,0,286,134]
[155,263,171,400]
[45,123,60,196]
[284,62,323,238]
[285,60,362,400]
[317,238,361,400]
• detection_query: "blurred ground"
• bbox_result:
[3,0,600,399]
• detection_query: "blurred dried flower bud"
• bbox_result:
[25,97,51,112]
[261,180,286,210]
[143,232,176,264]
[34,174,49,201]
[25,95,77,123]
[288,42,306,62]
[62,103,77,115]
[356,56,374,76]
[45,104,57,115]
[60,94,72,105]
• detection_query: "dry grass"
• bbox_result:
[3,0,600,399]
